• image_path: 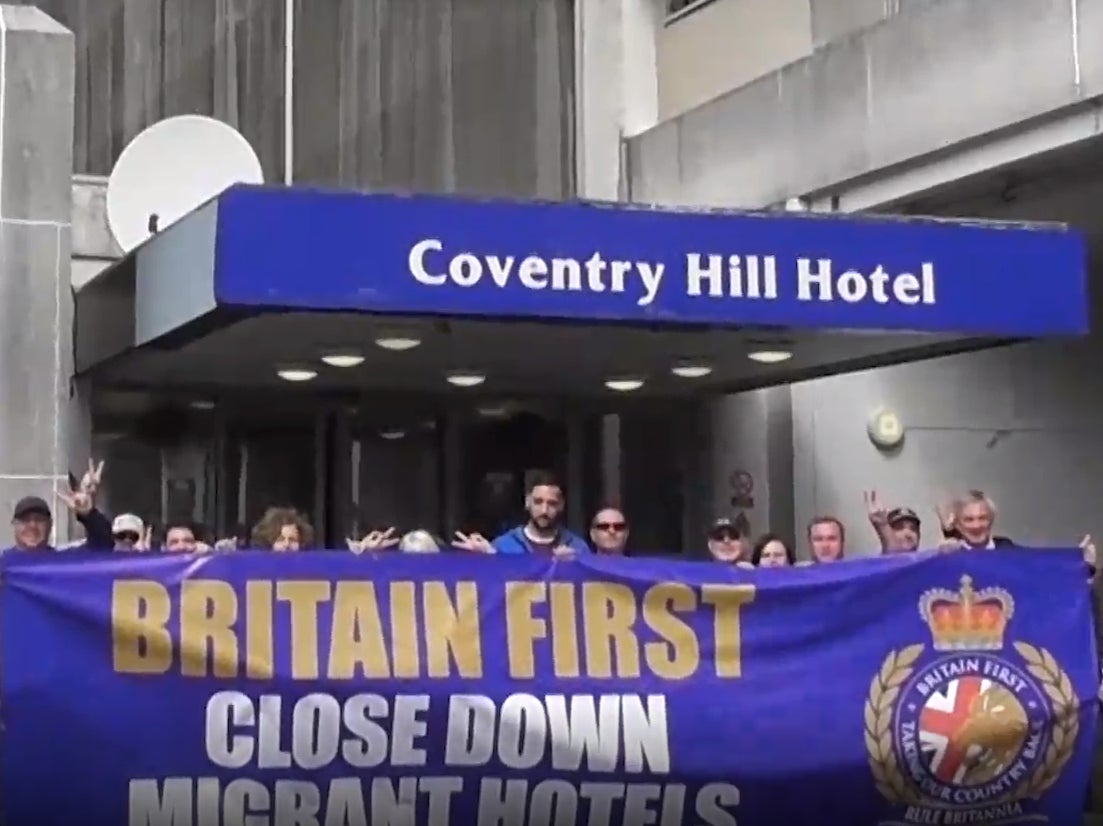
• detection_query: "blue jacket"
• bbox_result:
[491,526,592,556]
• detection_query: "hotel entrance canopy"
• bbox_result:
[75,187,1087,396]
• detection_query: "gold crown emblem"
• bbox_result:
[918,575,1015,652]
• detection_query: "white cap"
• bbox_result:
[112,513,144,535]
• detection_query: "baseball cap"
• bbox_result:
[13,496,51,521]
[708,517,741,538]
[887,507,920,527]
[112,513,144,536]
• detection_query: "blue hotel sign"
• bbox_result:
[211,188,1087,337]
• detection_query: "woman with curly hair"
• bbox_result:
[251,506,314,552]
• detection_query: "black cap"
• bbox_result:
[708,517,741,539]
[13,496,51,521]
[887,506,920,527]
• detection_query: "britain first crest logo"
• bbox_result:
[864,575,1079,823]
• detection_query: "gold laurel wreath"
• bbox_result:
[1010,641,1080,800]
[863,642,1079,807]
[864,643,925,806]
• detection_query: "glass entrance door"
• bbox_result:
[221,422,319,541]
[458,410,582,537]
[92,396,324,546]
[348,420,443,540]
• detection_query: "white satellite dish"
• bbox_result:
[106,115,264,253]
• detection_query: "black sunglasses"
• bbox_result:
[113,532,140,543]
[593,521,627,532]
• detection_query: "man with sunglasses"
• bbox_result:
[111,513,147,551]
[590,507,629,555]
[707,517,750,565]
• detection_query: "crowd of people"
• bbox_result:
[4,461,1097,573]
[12,461,1100,814]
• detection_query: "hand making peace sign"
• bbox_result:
[453,531,493,553]
[361,528,401,551]
[347,528,401,554]
[78,458,105,498]
[57,458,106,517]
[56,483,93,517]
[134,526,153,551]
[863,490,889,527]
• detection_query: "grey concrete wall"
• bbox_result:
[786,165,1103,550]
[657,0,813,119]
[694,145,1103,560]
[293,0,575,197]
[657,0,941,121]
[658,0,905,119]
[0,5,82,543]
[27,0,575,199]
[71,175,117,261]
[790,338,1103,555]
[630,0,1094,208]
[70,175,116,290]
[810,0,892,46]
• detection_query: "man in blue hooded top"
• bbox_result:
[454,471,591,556]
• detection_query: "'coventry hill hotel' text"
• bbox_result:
[407,239,937,307]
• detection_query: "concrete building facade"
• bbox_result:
[48,0,581,543]
[0,0,1094,814]
[4,0,1098,554]
[576,0,1103,554]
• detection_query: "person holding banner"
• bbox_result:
[937,490,1014,550]
[348,526,402,553]
[454,471,590,556]
[156,522,229,554]
[250,506,314,552]
[865,489,922,553]
[8,458,113,552]
[161,521,202,553]
[397,529,441,552]
[589,505,629,555]
[706,517,752,567]
[111,513,147,551]
[807,514,846,562]
[751,533,795,567]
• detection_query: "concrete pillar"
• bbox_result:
[707,387,796,549]
[0,6,78,544]
[565,414,584,534]
[575,0,661,201]
[575,0,661,518]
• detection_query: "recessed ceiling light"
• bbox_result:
[277,367,318,382]
[447,372,486,388]
[605,378,645,392]
[380,430,406,440]
[188,399,216,411]
[747,350,793,364]
[321,353,365,368]
[375,336,422,352]
[671,364,713,379]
